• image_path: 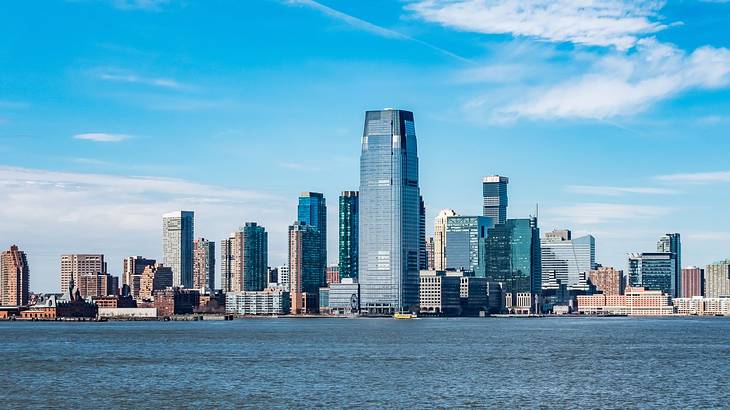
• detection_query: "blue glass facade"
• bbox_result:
[482,176,509,225]
[628,252,676,296]
[445,216,493,273]
[359,109,420,313]
[298,192,327,277]
[338,191,359,280]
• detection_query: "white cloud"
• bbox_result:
[93,68,187,90]
[544,202,673,224]
[655,171,730,184]
[111,0,171,11]
[686,232,730,241]
[73,133,131,142]
[566,185,679,196]
[406,0,669,51]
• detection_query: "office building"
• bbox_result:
[298,192,327,277]
[628,252,676,297]
[162,211,194,288]
[419,195,427,270]
[434,209,457,271]
[154,288,200,317]
[483,217,541,313]
[705,259,730,298]
[289,221,324,314]
[60,254,106,293]
[419,270,462,316]
[139,263,173,301]
[78,272,118,299]
[681,266,704,298]
[226,287,291,315]
[1,245,29,306]
[123,256,156,298]
[338,191,359,280]
[359,109,421,314]
[540,231,596,289]
[277,265,290,290]
[193,238,215,291]
[482,175,509,225]
[588,267,624,296]
[324,278,360,315]
[220,233,235,292]
[657,233,681,297]
[426,237,435,271]
[445,216,493,272]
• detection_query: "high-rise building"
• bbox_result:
[482,175,509,225]
[220,233,235,292]
[289,221,324,314]
[123,256,156,294]
[359,109,421,314]
[139,263,173,301]
[1,245,29,306]
[483,217,541,313]
[540,231,596,289]
[434,209,457,271]
[277,265,290,290]
[60,254,106,293]
[445,216,493,273]
[588,267,624,296]
[681,266,704,298]
[426,236,435,271]
[338,191,359,280]
[298,192,327,276]
[419,195,427,270]
[230,223,269,293]
[78,272,118,299]
[162,211,194,288]
[657,233,681,297]
[628,253,676,296]
[193,238,215,291]
[705,260,730,298]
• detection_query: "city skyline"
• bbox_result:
[2,1,730,292]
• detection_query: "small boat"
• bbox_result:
[393,312,417,320]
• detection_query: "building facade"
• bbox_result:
[60,254,106,294]
[162,211,194,288]
[193,238,215,291]
[657,233,681,297]
[123,256,156,298]
[419,195,427,270]
[445,216,493,273]
[298,192,327,277]
[705,259,730,298]
[628,252,676,297]
[338,191,359,280]
[434,209,457,271]
[482,175,509,225]
[426,236,435,271]
[225,287,290,315]
[289,221,324,314]
[324,278,360,315]
[419,270,462,316]
[139,263,173,301]
[78,272,118,299]
[1,245,30,306]
[540,231,596,289]
[576,287,674,316]
[681,266,704,298]
[359,109,421,314]
[588,267,624,296]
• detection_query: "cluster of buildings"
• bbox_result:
[2,108,730,319]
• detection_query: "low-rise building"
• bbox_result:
[154,288,200,317]
[673,297,730,316]
[225,287,290,315]
[419,270,461,316]
[577,287,673,316]
[98,307,158,319]
[322,278,359,315]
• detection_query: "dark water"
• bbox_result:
[2,317,729,409]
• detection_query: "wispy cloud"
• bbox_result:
[92,67,188,90]
[285,0,472,63]
[566,185,679,196]
[686,232,730,241]
[406,0,670,51]
[545,202,673,224]
[278,162,320,171]
[655,171,730,184]
[73,133,131,142]
[110,0,172,11]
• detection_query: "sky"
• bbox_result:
[1,0,730,292]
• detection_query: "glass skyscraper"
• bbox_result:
[241,222,268,292]
[445,216,493,273]
[482,175,509,225]
[419,195,427,270]
[540,232,596,289]
[162,211,194,288]
[289,221,324,314]
[628,252,676,296]
[359,109,420,314]
[298,192,327,276]
[657,233,681,297]
[338,191,359,280]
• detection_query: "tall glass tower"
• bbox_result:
[298,192,327,276]
[483,175,509,224]
[162,211,194,288]
[657,233,681,297]
[338,191,359,280]
[359,109,420,314]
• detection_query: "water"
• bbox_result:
[2,317,729,408]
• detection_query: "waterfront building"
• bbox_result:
[419,270,462,316]
[19,295,57,320]
[338,191,359,280]
[298,192,327,277]
[359,109,421,314]
[576,287,673,316]
[705,259,730,298]
[93,294,136,309]
[588,267,624,296]
[482,175,509,225]
[193,238,215,291]
[225,223,268,293]
[673,296,730,316]
[289,221,324,314]
[324,278,360,315]
[139,263,173,301]
[78,272,118,299]
[154,288,200,317]
[681,266,704,298]
[326,265,340,285]
[57,279,98,318]
[657,233,681,297]
[628,252,676,297]
[98,307,157,319]
[60,254,106,294]
[540,231,596,289]
[162,211,194,288]
[456,272,488,316]
[426,237,435,271]
[1,245,29,306]
[123,256,156,298]
[483,217,541,313]
[277,265,290,290]
[445,216,493,273]
[434,209,457,271]
[225,287,290,315]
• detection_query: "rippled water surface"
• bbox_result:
[2,317,730,408]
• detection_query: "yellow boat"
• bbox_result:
[393,312,417,319]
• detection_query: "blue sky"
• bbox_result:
[2,0,730,292]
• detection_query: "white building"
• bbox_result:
[162,211,194,288]
[540,230,595,290]
[225,287,290,315]
[433,209,457,271]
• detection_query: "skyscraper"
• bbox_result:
[1,245,29,307]
[193,238,215,291]
[60,254,106,293]
[298,192,327,276]
[540,231,596,289]
[657,233,681,297]
[426,236,435,271]
[681,266,704,298]
[483,217,541,313]
[359,109,421,314]
[628,252,676,296]
[288,221,324,314]
[220,233,235,292]
[588,267,624,296]
[225,223,269,293]
[162,211,194,288]
[482,175,509,225]
[705,260,730,298]
[338,191,359,280]
[419,195,427,270]
[434,209,457,271]
[123,256,156,299]
[445,216,493,273]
